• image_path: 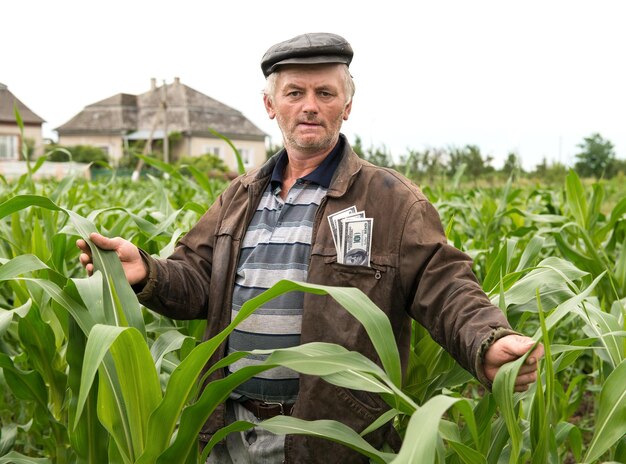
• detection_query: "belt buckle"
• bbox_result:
[264,401,285,415]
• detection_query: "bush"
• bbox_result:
[176,153,228,176]
[46,144,109,164]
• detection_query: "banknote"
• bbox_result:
[339,217,373,267]
[327,206,357,251]
[336,211,365,256]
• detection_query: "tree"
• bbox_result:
[502,152,523,176]
[532,157,568,184]
[351,135,392,167]
[574,133,616,179]
[266,141,284,159]
[447,145,493,183]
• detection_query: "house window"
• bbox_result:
[0,135,19,160]
[237,147,253,167]
[203,146,222,157]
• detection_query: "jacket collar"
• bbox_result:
[240,133,362,197]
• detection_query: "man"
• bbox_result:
[78,32,544,463]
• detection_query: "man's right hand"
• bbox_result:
[76,233,147,285]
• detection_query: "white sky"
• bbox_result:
[3,0,625,170]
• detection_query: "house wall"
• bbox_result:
[187,136,266,172]
[0,161,91,180]
[57,134,124,164]
[0,123,44,159]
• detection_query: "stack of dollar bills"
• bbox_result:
[327,206,373,267]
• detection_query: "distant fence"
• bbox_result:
[0,161,91,180]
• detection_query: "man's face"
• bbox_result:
[264,64,352,155]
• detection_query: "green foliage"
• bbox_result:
[265,141,284,160]
[46,144,109,165]
[502,152,523,176]
[0,151,624,463]
[176,153,228,176]
[532,157,569,185]
[574,133,617,180]
[352,135,393,167]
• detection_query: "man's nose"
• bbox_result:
[301,92,319,113]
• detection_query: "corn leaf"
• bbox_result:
[583,359,626,463]
[393,395,477,464]
[0,451,51,463]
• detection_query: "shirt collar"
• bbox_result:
[270,136,345,191]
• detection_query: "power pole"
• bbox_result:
[162,79,169,165]
[132,79,165,182]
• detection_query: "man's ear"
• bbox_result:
[343,99,352,121]
[264,94,276,120]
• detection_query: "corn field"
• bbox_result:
[0,147,624,463]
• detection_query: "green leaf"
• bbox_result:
[0,423,17,456]
[0,195,145,336]
[491,351,533,464]
[67,210,145,337]
[185,164,215,197]
[150,329,191,373]
[66,316,108,462]
[259,416,396,463]
[206,127,245,174]
[565,170,588,229]
[583,359,626,463]
[0,353,48,409]
[75,324,162,460]
[394,395,477,464]
[136,155,184,180]
[448,440,488,464]
[13,104,24,132]
[0,451,51,463]
[108,327,163,457]
[0,299,32,337]
[0,254,49,280]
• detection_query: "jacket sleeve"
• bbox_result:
[399,199,516,384]
[135,194,223,320]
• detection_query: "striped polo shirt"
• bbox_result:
[227,138,344,403]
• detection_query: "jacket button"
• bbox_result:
[374,270,382,280]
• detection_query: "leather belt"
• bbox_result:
[240,398,295,420]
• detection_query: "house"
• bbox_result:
[0,82,45,160]
[56,78,267,171]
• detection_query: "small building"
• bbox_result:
[0,82,45,160]
[56,78,267,171]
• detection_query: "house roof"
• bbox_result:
[0,82,45,125]
[56,79,266,140]
[56,93,138,134]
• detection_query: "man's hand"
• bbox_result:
[76,233,147,286]
[484,335,545,392]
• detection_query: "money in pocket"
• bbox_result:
[339,217,373,267]
[327,206,357,252]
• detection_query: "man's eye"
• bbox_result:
[319,91,333,97]
[287,91,301,97]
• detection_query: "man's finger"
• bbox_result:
[76,239,90,253]
[79,253,92,267]
[514,371,538,390]
[526,344,545,365]
[88,233,119,251]
[501,336,537,356]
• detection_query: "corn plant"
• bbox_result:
[0,123,625,462]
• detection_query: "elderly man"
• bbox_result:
[78,32,543,463]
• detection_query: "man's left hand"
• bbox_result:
[483,335,545,392]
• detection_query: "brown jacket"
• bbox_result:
[137,135,513,463]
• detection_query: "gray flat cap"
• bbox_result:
[261,32,353,77]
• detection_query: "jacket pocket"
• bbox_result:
[335,385,386,422]
[327,256,386,280]
[308,244,398,306]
